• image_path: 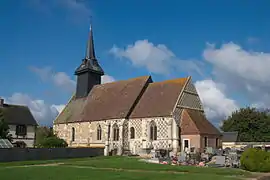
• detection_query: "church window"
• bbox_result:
[71,127,75,142]
[108,124,111,139]
[113,124,119,141]
[97,125,102,140]
[216,138,219,147]
[130,127,135,139]
[150,121,157,141]
[204,137,208,147]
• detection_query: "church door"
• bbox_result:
[122,120,129,150]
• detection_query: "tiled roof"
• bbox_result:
[129,77,188,118]
[222,132,238,142]
[54,76,152,124]
[78,76,151,122]
[0,104,38,126]
[180,109,221,135]
[54,95,87,124]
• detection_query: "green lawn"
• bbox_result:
[0,156,252,180]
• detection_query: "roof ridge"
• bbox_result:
[153,77,189,84]
[97,75,151,86]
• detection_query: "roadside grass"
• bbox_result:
[0,156,253,180]
[0,157,87,167]
[0,165,241,180]
[62,156,251,177]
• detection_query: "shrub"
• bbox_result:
[38,136,68,148]
[240,148,270,172]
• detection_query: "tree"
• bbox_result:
[35,126,67,148]
[38,136,68,148]
[0,110,12,141]
[220,107,270,142]
[35,126,54,146]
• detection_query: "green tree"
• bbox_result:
[35,126,67,148]
[35,126,54,146]
[39,136,68,148]
[220,107,270,142]
[0,110,12,141]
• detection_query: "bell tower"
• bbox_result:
[74,24,104,98]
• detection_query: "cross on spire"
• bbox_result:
[85,17,96,60]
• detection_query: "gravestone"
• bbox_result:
[150,150,156,158]
[169,151,175,158]
[215,156,225,165]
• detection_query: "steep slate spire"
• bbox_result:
[85,24,96,60]
[74,22,104,99]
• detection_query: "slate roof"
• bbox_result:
[222,132,238,142]
[129,78,188,118]
[180,109,221,135]
[54,95,87,124]
[0,104,38,126]
[54,76,152,124]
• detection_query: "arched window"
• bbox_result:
[150,121,157,140]
[130,127,135,139]
[113,124,119,141]
[97,125,102,140]
[71,127,75,142]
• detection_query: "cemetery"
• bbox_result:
[141,144,270,170]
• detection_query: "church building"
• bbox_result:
[53,25,221,156]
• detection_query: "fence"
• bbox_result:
[0,147,104,162]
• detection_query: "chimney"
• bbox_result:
[0,97,4,107]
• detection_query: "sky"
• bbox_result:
[0,0,270,127]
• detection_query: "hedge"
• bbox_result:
[240,148,270,172]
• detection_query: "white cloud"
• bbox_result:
[102,75,116,84]
[204,43,270,83]
[51,104,65,114]
[6,69,115,126]
[30,66,115,90]
[30,66,76,92]
[110,40,203,76]
[110,40,239,124]
[52,72,76,92]
[195,79,238,123]
[4,93,64,126]
[203,42,270,109]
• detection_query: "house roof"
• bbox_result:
[0,104,38,126]
[78,76,151,122]
[129,77,188,118]
[222,132,238,142]
[54,76,152,124]
[54,95,87,124]
[180,109,221,135]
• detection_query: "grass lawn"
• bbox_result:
[0,156,252,180]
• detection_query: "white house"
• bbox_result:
[0,98,38,147]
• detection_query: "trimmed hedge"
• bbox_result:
[240,148,270,172]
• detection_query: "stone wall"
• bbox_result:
[54,121,107,147]
[0,147,103,162]
[129,117,175,155]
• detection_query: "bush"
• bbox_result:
[38,136,68,148]
[240,148,270,172]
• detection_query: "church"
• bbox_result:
[53,25,221,156]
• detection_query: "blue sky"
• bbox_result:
[0,0,270,126]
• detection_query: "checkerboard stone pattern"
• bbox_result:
[122,120,129,149]
[130,119,142,139]
[157,118,168,139]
